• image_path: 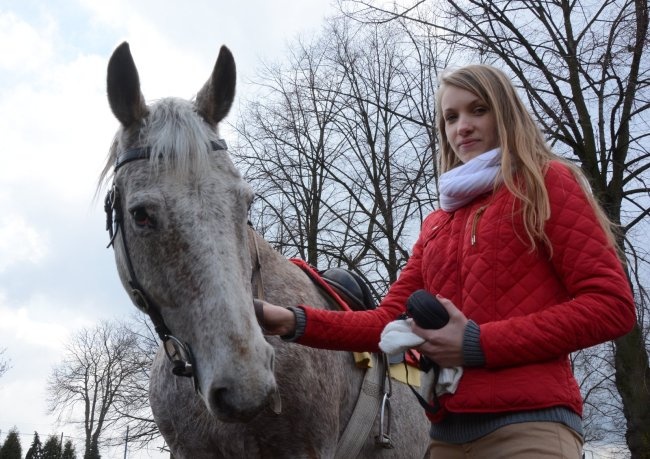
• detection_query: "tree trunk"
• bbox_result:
[615,325,650,458]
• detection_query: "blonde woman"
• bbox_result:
[258,65,635,458]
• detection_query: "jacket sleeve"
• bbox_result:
[480,162,636,368]
[295,214,434,352]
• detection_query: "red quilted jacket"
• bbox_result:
[297,161,635,416]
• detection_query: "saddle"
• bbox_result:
[320,267,376,311]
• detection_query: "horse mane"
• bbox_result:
[98,97,223,192]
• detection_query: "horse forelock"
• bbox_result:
[144,97,216,177]
[99,97,231,190]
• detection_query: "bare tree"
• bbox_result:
[572,344,630,455]
[0,347,10,379]
[108,315,161,450]
[46,319,157,457]
[234,17,452,296]
[322,19,435,286]
[340,0,650,456]
[235,34,345,266]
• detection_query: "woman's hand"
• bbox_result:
[253,299,296,336]
[412,295,468,368]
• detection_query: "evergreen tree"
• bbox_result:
[82,440,99,459]
[41,435,62,459]
[25,432,42,459]
[61,440,76,459]
[0,428,22,459]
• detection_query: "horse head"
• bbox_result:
[102,42,276,422]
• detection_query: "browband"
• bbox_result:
[114,139,227,171]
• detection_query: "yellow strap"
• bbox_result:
[353,352,372,368]
[389,362,420,387]
[354,352,420,387]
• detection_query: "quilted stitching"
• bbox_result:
[300,162,635,416]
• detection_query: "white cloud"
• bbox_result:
[75,0,213,97]
[1,304,66,350]
[0,213,48,272]
[0,2,339,457]
[0,293,94,351]
[0,13,112,204]
[0,10,56,73]
[0,379,55,431]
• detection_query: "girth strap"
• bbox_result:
[334,353,390,459]
[287,258,394,455]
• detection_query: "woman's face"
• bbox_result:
[441,86,499,163]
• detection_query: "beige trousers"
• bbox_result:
[427,422,583,459]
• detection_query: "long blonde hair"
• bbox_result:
[435,64,617,253]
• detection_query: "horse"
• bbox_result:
[100,41,429,458]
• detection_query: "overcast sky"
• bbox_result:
[0,0,338,456]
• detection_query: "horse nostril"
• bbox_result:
[209,386,230,414]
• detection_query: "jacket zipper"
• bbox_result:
[471,206,487,246]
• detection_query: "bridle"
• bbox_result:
[104,139,227,394]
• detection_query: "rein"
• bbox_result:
[249,223,266,324]
[104,139,227,394]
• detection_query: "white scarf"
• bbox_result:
[439,148,502,212]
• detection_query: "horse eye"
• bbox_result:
[131,207,153,227]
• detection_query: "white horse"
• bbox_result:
[101,42,429,458]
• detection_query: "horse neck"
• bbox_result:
[248,230,336,310]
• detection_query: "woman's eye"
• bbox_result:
[131,208,153,227]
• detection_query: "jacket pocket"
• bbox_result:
[423,213,453,248]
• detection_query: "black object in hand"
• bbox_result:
[406,289,449,329]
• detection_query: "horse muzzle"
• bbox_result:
[203,342,278,422]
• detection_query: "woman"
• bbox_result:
[258,64,635,458]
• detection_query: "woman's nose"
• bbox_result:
[457,115,473,134]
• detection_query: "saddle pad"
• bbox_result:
[353,351,420,387]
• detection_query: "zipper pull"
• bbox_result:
[471,206,487,246]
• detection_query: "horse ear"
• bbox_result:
[196,45,236,126]
[107,42,148,127]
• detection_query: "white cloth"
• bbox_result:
[439,148,502,212]
[421,364,463,400]
[379,319,463,397]
[379,318,425,353]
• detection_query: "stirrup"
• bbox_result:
[375,392,394,448]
